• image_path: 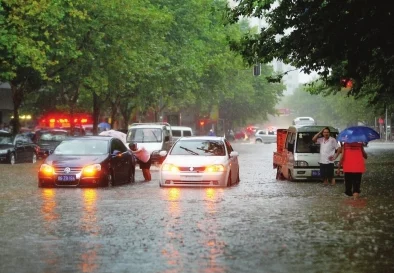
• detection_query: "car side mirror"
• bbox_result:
[230,151,239,157]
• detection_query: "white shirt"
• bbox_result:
[316,137,339,164]
[132,146,150,163]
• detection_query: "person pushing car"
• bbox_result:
[129,142,151,182]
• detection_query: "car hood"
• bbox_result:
[163,155,226,166]
[45,154,108,167]
[0,144,13,150]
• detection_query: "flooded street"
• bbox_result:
[0,142,393,273]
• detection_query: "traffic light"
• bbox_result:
[253,63,261,76]
[199,120,205,126]
[340,78,353,89]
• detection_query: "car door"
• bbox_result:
[24,136,37,162]
[110,139,129,184]
[14,135,26,162]
[225,140,239,182]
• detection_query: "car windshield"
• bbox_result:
[39,131,68,142]
[296,132,338,153]
[54,139,108,155]
[0,133,13,144]
[171,139,226,156]
[127,128,162,143]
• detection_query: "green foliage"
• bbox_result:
[1,0,286,131]
[281,84,377,128]
[228,0,394,107]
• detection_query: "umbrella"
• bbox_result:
[337,126,380,143]
[99,130,127,144]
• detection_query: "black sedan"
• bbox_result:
[33,128,70,158]
[0,131,38,164]
[38,136,136,187]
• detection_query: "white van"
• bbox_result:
[171,126,193,142]
[126,122,173,164]
[292,117,316,126]
[275,125,343,181]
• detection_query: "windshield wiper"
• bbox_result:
[180,146,199,155]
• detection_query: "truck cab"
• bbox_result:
[273,125,343,181]
[126,122,173,164]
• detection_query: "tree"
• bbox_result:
[227,1,394,106]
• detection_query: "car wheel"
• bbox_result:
[32,153,37,163]
[255,139,262,143]
[9,153,15,165]
[129,167,135,183]
[227,171,232,187]
[106,171,114,187]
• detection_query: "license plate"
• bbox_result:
[181,175,202,181]
[57,175,76,182]
[312,170,320,177]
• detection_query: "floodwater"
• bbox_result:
[0,142,393,273]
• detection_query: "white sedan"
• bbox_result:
[159,136,240,187]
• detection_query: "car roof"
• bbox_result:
[130,124,167,129]
[64,136,114,141]
[171,126,192,130]
[290,125,338,132]
[36,128,69,133]
[178,136,225,141]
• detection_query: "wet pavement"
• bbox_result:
[0,142,393,273]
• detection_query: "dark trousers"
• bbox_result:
[320,163,334,180]
[344,172,362,196]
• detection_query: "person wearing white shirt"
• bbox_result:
[312,127,340,185]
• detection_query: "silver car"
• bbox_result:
[159,136,240,187]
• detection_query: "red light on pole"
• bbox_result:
[200,120,205,126]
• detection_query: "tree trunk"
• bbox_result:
[10,84,22,135]
[92,91,100,135]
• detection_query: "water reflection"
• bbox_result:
[343,198,368,208]
[201,188,227,273]
[79,189,99,273]
[39,188,60,271]
[40,189,59,226]
[81,189,99,234]
[162,188,182,270]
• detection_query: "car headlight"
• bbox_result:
[39,164,55,175]
[162,163,179,172]
[82,164,101,176]
[294,161,308,167]
[205,164,225,172]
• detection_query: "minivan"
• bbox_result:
[292,117,316,126]
[278,125,343,181]
[171,126,193,142]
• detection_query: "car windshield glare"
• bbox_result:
[297,132,338,153]
[127,128,162,143]
[54,139,108,155]
[171,140,225,156]
[39,132,68,141]
[0,134,13,144]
